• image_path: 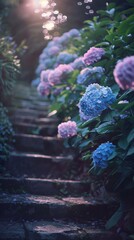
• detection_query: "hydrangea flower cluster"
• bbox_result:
[77,67,104,85]
[40,69,52,82]
[69,28,80,37]
[70,56,85,70]
[48,68,62,86]
[37,81,51,96]
[33,28,80,81]
[48,64,73,86]
[113,56,134,90]
[58,121,77,138]
[92,142,116,168]
[83,47,105,65]
[45,46,61,57]
[79,83,116,120]
[36,63,46,75]
[56,52,77,65]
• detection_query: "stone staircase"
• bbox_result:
[0,84,120,240]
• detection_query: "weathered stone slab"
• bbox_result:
[0,193,118,221]
[7,152,73,178]
[25,220,120,240]
[0,221,25,240]
[0,177,90,196]
[11,116,58,125]
[14,134,63,154]
[9,108,48,118]
[13,122,57,136]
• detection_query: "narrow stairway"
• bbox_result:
[0,84,120,240]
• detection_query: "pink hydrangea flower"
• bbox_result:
[56,64,73,74]
[83,47,105,65]
[37,81,51,96]
[40,70,52,82]
[48,69,62,86]
[113,56,134,90]
[48,64,73,86]
[58,121,77,138]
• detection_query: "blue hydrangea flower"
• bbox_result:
[77,67,104,85]
[92,142,116,168]
[57,52,77,64]
[79,84,116,120]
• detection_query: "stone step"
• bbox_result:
[12,93,50,104]
[11,116,59,125]
[24,220,120,240]
[0,220,120,240]
[13,122,57,136]
[9,108,48,118]
[0,177,90,196]
[7,152,73,178]
[11,99,49,111]
[0,193,118,221]
[14,134,63,154]
[0,221,25,240]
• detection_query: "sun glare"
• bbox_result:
[33,0,67,39]
[43,21,55,30]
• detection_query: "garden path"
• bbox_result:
[0,84,120,240]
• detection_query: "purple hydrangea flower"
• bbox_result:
[46,46,61,56]
[37,81,51,96]
[52,87,63,96]
[39,53,47,63]
[70,57,85,70]
[83,47,105,65]
[79,83,116,121]
[92,142,116,168]
[56,64,73,74]
[36,64,45,75]
[31,78,40,87]
[58,121,77,138]
[68,29,80,37]
[57,33,70,45]
[48,64,73,86]
[48,69,62,86]
[113,56,134,90]
[40,70,52,83]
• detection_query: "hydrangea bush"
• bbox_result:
[35,1,134,233]
[0,104,14,172]
[0,9,25,169]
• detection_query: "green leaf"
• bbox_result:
[111,84,120,96]
[79,140,91,149]
[127,129,134,144]
[108,151,117,160]
[105,206,123,229]
[95,122,115,134]
[82,153,91,161]
[127,143,134,156]
[118,137,129,150]
[118,14,134,35]
[78,127,90,137]
[127,0,134,6]
[129,235,134,239]
[80,117,99,128]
